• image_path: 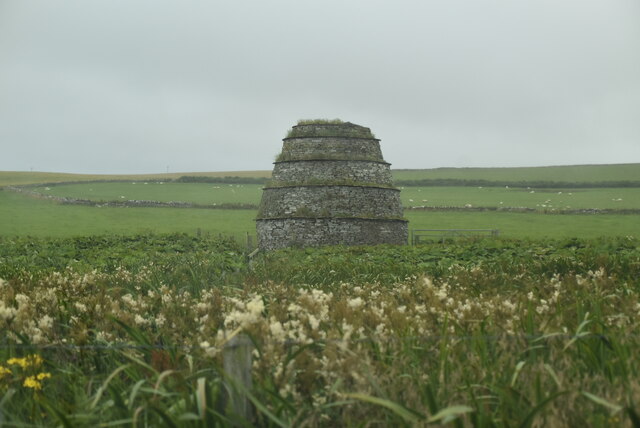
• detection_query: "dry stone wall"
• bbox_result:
[272,160,392,184]
[258,185,403,219]
[257,121,408,250]
[279,137,383,161]
[257,218,408,250]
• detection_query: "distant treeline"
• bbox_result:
[394,179,640,188]
[175,176,269,185]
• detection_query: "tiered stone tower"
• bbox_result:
[256,120,408,250]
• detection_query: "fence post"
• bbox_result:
[223,334,254,422]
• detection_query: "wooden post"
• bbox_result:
[223,334,254,422]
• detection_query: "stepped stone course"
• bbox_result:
[257,121,408,250]
[272,160,392,184]
[278,138,383,161]
[258,185,403,219]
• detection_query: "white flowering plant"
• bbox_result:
[0,235,639,426]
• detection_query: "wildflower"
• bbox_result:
[23,376,42,390]
[134,314,149,326]
[0,365,11,379]
[502,300,516,312]
[536,299,549,315]
[155,314,166,328]
[38,315,53,329]
[122,294,136,307]
[22,373,50,390]
[347,297,364,309]
[0,302,17,321]
[308,314,320,330]
[8,355,43,369]
[246,296,265,317]
[15,294,29,307]
[95,331,112,342]
[341,321,354,344]
[225,295,265,329]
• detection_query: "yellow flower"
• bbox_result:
[7,355,43,369]
[23,376,43,390]
[7,357,27,368]
[26,354,44,368]
[36,372,51,380]
[0,365,12,379]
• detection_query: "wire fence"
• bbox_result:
[0,332,624,352]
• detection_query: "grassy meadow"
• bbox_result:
[2,165,640,240]
[400,186,640,210]
[27,182,640,211]
[393,163,640,183]
[0,191,256,239]
[36,181,263,206]
[1,165,639,425]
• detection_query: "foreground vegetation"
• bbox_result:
[1,234,640,426]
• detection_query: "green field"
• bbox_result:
[0,191,256,239]
[4,163,639,187]
[405,211,639,239]
[0,170,271,186]
[2,165,640,240]
[393,163,640,183]
[36,181,263,206]
[26,182,640,211]
[400,186,640,210]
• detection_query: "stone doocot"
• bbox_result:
[257,121,408,250]
[272,160,392,185]
[256,218,408,250]
[258,185,403,219]
[279,137,383,161]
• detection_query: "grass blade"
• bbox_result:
[427,405,474,424]
[581,391,622,413]
[626,406,640,428]
[91,364,131,409]
[511,361,526,387]
[518,391,567,428]
[345,393,425,423]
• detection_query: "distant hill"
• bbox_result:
[2,163,639,187]
[0,170,272,187]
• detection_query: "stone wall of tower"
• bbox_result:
[256,122,408,250]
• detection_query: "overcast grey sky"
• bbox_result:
[1,1,639,174]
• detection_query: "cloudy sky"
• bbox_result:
[1,1,639,174]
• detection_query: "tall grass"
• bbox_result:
[1,236,639,425]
